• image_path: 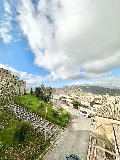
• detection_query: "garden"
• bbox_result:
[14,94,70,127]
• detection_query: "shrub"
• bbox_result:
[35,85,53,102]
[38,102,44,110]
[72,100,80,109]
[52,108,61,118]
[30,88,33,95]
[14,122,32,143]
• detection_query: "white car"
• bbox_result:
[79,110,90,118]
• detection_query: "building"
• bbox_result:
[0,68,26,95]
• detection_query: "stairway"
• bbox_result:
[6,104,62,139]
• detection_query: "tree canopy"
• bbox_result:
[72,100,80,109]
[35,84,53,102]
[14,122,32,143]
[30,88,33,95]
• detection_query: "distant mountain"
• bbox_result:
[79,85,120,96]
[55,84,120,96]
[94,78,120,89]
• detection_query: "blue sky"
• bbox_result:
[0,37,49,75]
[0,0,120,88]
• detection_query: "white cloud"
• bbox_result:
[4,0,11,14]
[0,64,32,79]
[0,64,50,87]
[94,77,120,89]
[0,28,12,43]
[69,81,93,86]
[0,0,13,43]
[84,52,120,74]
[16,0,120,81]
[68,76,120,89]
[1,0,120,84]
[1,64,120,89]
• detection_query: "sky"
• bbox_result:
[0,0,120,88]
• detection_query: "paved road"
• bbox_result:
[42,105,91,160]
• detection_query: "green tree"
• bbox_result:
[52,108,61,118]
[14,122,32,143]
[30,88,33,95]
[35,85,53,102]
[72,100,80,109]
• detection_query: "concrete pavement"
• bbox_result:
[42,106,91,160]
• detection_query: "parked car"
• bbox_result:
[79,110,91,118]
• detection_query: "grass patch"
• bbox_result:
[0,107,50,160]
[0,107,19,148]
[14,94,70,127]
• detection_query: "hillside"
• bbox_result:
[79,85,120,96]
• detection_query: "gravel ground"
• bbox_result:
[42,106,91,160]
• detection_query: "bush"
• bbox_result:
[14,122,32,143]
[38,102,44,110]
[72,100,80,109]
[52,108,61,118]
[35,85,53,102]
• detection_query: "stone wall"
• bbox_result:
[0,68,26,95]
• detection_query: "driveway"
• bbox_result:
[42,105,91,160]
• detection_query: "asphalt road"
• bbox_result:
[42,106,91,160]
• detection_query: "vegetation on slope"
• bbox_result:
[0,81,69,159]
[14,94,70,127]
[0,107,50,160]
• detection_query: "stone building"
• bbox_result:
[0,68,26,95]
